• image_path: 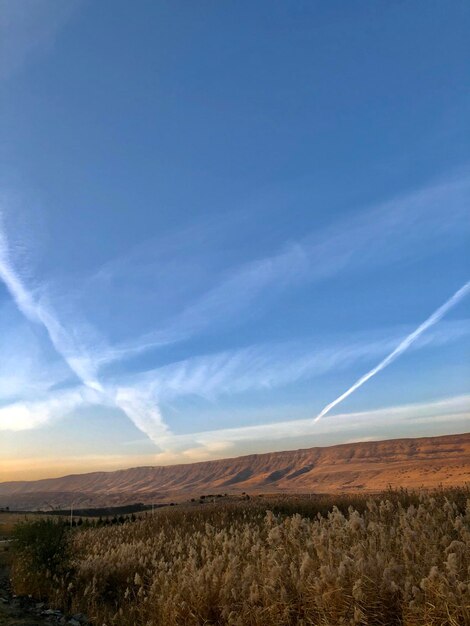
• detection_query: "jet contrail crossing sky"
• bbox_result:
[314,280,470,422]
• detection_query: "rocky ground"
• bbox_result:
[0,558,88,626]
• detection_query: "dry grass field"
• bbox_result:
[8,488,470,626]
[0,512,43,540]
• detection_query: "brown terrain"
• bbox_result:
[1,432,469,510]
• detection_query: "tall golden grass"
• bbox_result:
[11,489,470,625]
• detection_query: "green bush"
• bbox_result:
[12,519,70,599]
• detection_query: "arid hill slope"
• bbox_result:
[1,432,469,510]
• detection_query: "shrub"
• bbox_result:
[11,519,70,599]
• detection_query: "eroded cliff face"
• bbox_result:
[1,432,469,510]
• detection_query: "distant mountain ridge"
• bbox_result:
[1,432,469,510]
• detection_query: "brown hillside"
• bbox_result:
[1,432,469,510]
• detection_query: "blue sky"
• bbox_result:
[0,1,469,480]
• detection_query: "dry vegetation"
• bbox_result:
[10,489,470,626]
[1,512,43,570]
[0,512,42,539]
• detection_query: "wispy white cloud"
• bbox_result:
[150,394,470,463]
[3,316,466,437]
[0,386,99,432]
[2,390,468,468]
[0,210,169,441]
[113,319,470,405]
[1,173,469,450]
[0,210,101,390]
[93,173,470,366]
[0,309,71,404]
[114,387,170,444]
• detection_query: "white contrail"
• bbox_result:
[0,213,169,440]
[0,221,102,391]
[314,280,470,422]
